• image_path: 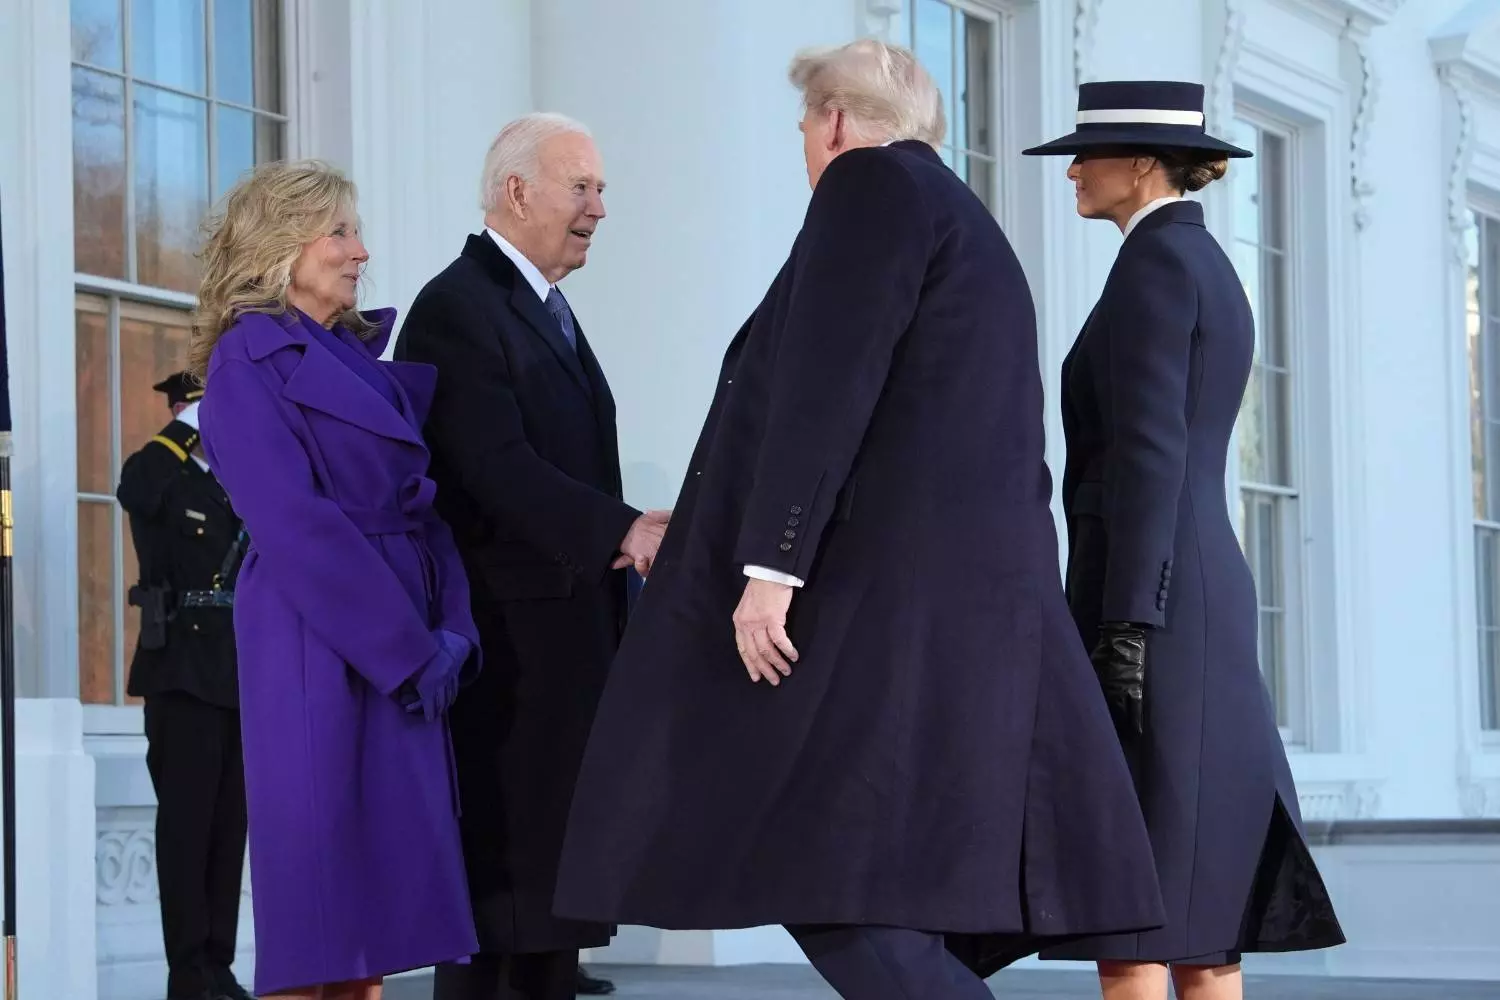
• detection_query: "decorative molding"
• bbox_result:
[1207,0,1246,135]
[96,810,253,909]
[96,827,158,907]
[1073,0,1102,89]
[1344,21,1379,230]
[1298,781,1381,821]
[861,0,903,41]
[1441,65,1478,264]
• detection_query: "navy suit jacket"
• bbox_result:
[393,234,638,953]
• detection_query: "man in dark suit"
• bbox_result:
[117,372,250,1000]
[394,113,666,1000]
[551,40,1166,1000]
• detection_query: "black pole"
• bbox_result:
[0,186,18,1000]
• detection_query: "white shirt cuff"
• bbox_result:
[744,565,804,588]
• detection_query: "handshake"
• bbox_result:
[613,509,672,577]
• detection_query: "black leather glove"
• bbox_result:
[1090,622,1147,736]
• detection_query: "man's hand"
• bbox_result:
[613,509,671,576]
[733,578,799,686]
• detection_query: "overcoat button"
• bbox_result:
[787,517,800,526]
[790,505,803,515]
[784,529,796,539]
[778,542,793,552]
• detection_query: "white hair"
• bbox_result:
[478,112,593,213]
[788,38,946,147]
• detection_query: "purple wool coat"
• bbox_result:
[198,308,480,994]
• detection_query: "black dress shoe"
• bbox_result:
[209,968,256,1000]
[576,966,615,995]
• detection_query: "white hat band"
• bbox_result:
[1075,108,1205,127]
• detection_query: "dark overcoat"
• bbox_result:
[553,141,1166,975]
[117,417,240,708]
[199,309,480,994]
[394,235,638,955]
[1043,200,1345,963]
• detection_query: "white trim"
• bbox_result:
[1233,32,1373,794]
[1075,107,1205,126]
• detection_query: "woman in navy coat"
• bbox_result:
[1022,82,1345,999]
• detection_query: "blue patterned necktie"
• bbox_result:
[545,287,578,353]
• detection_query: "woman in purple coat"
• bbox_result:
[1023,83,1344,999]
[190,161,481,999]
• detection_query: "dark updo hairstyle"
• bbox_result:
[1150,148,1230,193]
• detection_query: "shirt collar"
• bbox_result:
[485,227,553,304]
[176,401,200,429]
[1123,196,1185,238]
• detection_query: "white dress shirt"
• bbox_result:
[487,226,555,303]
[1123,196,1184,238]
[174,401,211,472]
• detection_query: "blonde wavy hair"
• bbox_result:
[788,38,946,148]
[188,159,372,381]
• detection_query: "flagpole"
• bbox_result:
[0,186,18,1000]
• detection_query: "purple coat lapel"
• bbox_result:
[241,309,431,447]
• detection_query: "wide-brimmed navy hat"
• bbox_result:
[1022,80,1252,158]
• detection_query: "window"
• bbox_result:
[70,0,286,706]
[894,0,999,210]
[1468,209,1500,732]
[1230,113,1304,735]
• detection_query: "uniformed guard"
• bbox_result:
[118,371,252,1000]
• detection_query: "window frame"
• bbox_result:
[1230,108,1308,746]
[70,0,294,733]
[1467,203,1500,742]
[1228,43,1364,761]
[892,0,1016,219]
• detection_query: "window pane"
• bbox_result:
[1238,365,1266,484]
[1259,132,1287,251]
[1487,217,1500,322]
[1264,368,1291,487]
[1231,132,1261,245]
[132,0,207,94]
[1260,609,1286,727]
[213,0,283,111]
[134,85,209,292]
[1256,495,1280,606]
[1260,249,1288,369]
[914,0,955,142]
[78,500,118,705]
[76,294,114,495]
[71,0,123,69]
[215,108,284,200]
[72,67,128,280]
[965,155,994,211]
[961,13,992,156]
[120,301,194,456]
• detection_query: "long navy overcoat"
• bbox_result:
[1043,200,1345,963]
[553,141,1167,975]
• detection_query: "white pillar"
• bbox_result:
[3,700,99,1000]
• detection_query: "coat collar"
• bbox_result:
[238,308,427,448]
[460,233,593,396]
[1126,198,1205,240]
[887,139,943,165]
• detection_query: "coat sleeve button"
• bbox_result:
[790,505,803,515]
[778,542,793,552]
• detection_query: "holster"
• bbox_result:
[128,583,172,650]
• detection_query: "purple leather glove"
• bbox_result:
[397,630,473,722]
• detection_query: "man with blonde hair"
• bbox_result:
[395,112,666,1000]
[554,39,1165,999]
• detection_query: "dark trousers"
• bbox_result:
[144,692,248,998]
[786,925,993,1000]
[432,950,578,1000]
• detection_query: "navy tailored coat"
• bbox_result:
[553,141,1166,976]
[394,235,639,955]
[1042,200,1345,964]
[198,309,480,994]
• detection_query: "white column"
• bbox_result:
[2,700,99,1000]
[0,0,84,699]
